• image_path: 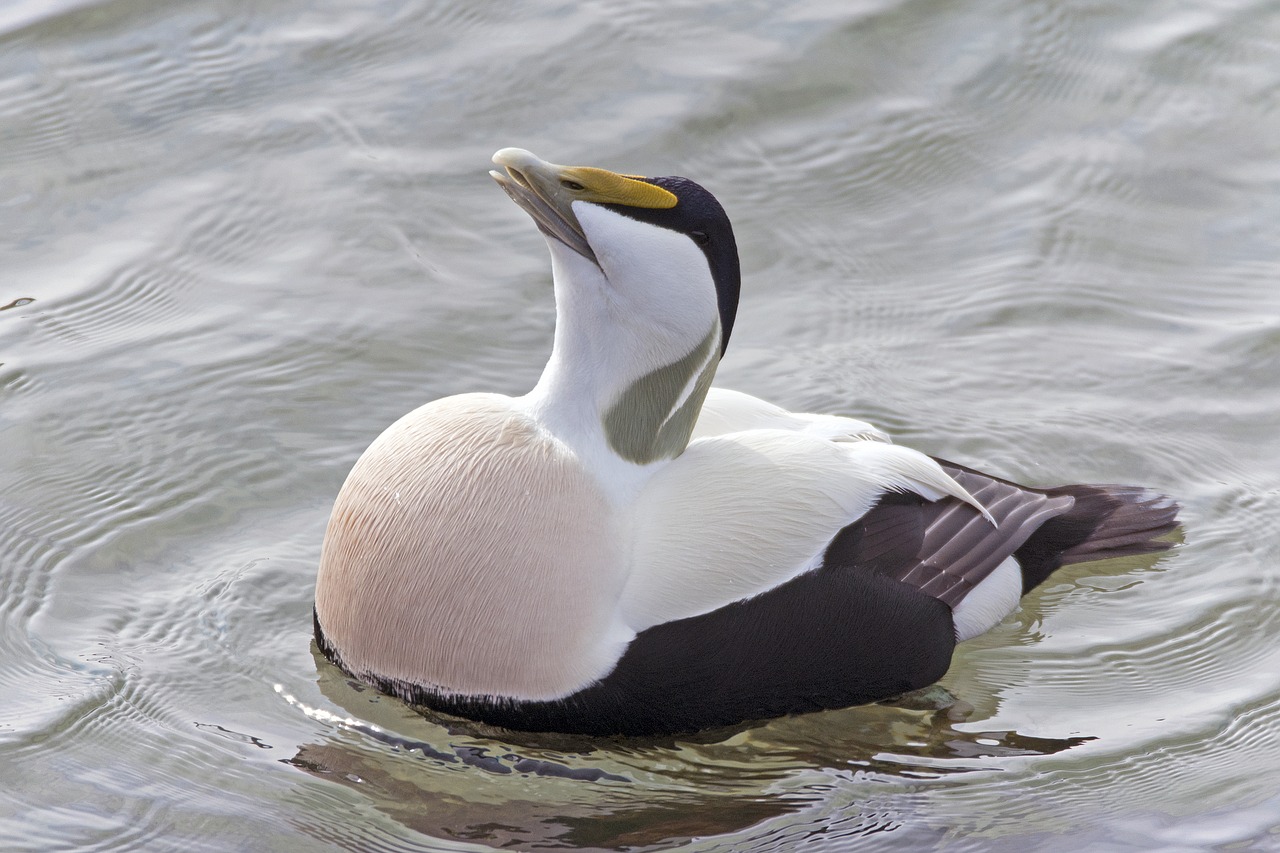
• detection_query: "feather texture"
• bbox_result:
[621,430,991,631]
[693,387,888,443]
[314,149,1181,736]
[316,393,634,701]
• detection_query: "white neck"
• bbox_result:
[519,206,722,502]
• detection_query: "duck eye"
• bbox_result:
[560,179,586,191]
[690,230,710,245]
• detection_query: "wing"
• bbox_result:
[823,464,1074,608]
[620,429,988,633]
[822,462,1076,641]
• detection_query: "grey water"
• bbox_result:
[2,0,1279,850]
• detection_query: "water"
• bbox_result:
[2,0,1278,849]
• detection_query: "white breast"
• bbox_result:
[315,393,634,701]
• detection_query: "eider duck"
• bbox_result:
[314,148,1179,737]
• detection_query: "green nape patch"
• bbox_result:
[603,322,719,464]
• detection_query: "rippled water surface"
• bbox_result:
[3,0,1279,850]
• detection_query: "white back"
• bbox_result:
[621,429,992,632]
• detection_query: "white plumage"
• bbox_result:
[624,427,992,631]
[313,148,1178,736]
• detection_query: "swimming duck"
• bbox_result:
[314,148,1179,737]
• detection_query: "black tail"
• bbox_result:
[1014,483,1180,591]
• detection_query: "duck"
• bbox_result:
[313,148,1179,737]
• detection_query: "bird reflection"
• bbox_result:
[283,645,1090,850]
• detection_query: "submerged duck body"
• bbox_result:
[314,149,1178,737]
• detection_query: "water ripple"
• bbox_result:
[2,0,1279,850]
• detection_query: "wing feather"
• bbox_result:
[620,430,987,631]
[824,464,1074,608]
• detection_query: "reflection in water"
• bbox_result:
[290,740,798,850]
[282,647,1089,850]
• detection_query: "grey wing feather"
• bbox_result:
[822,464,1073,608]
[823,458,1179,609]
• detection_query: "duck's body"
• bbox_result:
[314,149,1178,736]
